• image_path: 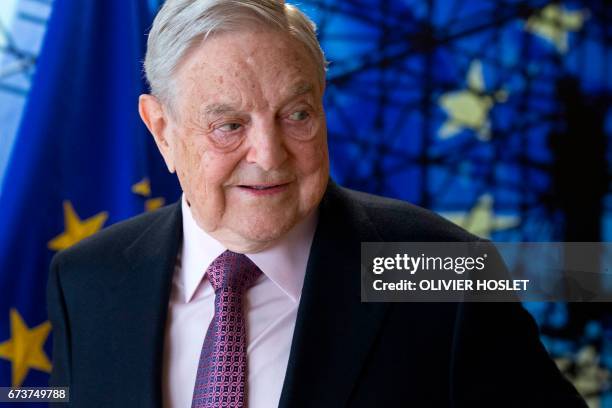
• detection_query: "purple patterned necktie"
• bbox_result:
[191,250,262,408]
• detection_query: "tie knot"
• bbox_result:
[206,250,262,292]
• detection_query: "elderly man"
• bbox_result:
[47,1,587,407]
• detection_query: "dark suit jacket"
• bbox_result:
[47,180,587,407]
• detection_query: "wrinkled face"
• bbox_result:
[162,28,329,252]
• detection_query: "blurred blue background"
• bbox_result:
[0,0,611,405]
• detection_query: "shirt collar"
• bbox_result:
[180,194,317,303]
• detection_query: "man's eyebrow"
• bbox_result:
[203,103,238,116]
[288,82,315,98]
[202,83,315,116]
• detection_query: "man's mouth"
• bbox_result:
[237,182,290,195]
[242,185,276,190]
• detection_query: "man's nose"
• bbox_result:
[245,120,288,171]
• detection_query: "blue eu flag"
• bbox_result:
[0,0,179,394]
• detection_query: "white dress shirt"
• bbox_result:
[162,196,317,408]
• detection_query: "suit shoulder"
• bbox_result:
[51,203,178,273]
[341,187,479,242]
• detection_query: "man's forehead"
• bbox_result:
[175,28,322,116]
[187,29,308,65]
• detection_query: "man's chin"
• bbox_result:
[240,227,289,247]
[230,220,296,251]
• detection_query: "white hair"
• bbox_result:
[144,0,327,107]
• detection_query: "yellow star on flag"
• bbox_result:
[132,178,166,212]
[132,178,152,197]
[48,200,108,251]
[438,60,507,141]
[145,197,165,212]
[0,309,52,387]
[525,4,588,54]
[440,194,520,239]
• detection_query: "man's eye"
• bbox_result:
[218,123,242,132]
[288,111,309,121]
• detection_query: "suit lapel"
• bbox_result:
[108,202,182,407]
[278,181,390,408]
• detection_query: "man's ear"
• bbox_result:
[138,94,176,173]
